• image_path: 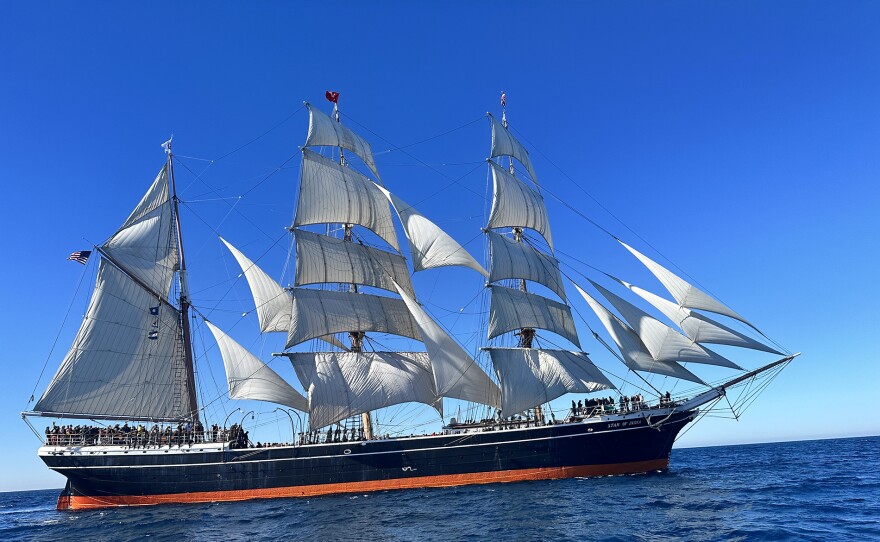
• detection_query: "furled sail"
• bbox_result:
[294,149,399,251]
[612,277,783,355]
[294,229,414,296]
[487,348,614,415]
[488,285,580,347]
[304,102,381,182]
[487,230,566,301]
[221,238,291,333]
[574,284,705,385]
[394,282,500,407]
[618,240,756,329]
[101,165,179,297]
[377,185,487,276]
[34,260,194,421]
[205,322,307,411]
[287,351,441,430]
[486,161,552,249]
[588,280,741,370]
[488,113,539,185]
[286,289,422,348]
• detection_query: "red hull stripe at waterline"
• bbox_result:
[58,458,669,510]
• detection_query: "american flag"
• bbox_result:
[501,92,506,108]
[67,250,91,265]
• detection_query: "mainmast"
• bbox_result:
[330,93,374,439]
[167,141,200,423]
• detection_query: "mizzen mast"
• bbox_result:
[166,139,200,423]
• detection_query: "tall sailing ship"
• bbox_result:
[24,93,797,510]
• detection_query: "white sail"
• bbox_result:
[286,289,422,348]
[394,282,500,407]
[613,277,783,355]
[205,322,307,411]
[487,348,614,415]
[34,260,193,421]
[287,351,441,430]
[294,229,414,296]
[488,285,580,347]
[102,165,179,296]
[377,186,487,276]
[488,113,539,185]
[488,230,566,301]
[574,284,705,385]
[304,102,381,182]
[294,149,399,251]
[618,240,756,329]
[487,161,553,249]
[589,280,741,370]
[221,237,291,333]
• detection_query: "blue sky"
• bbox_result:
[2,2,878,492]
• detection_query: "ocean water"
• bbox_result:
[1,436,877,542]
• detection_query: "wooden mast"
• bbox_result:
[332,95,374,439]
[167,143,200,423]
[503,95,541,423]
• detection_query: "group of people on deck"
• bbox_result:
[570,392,676,419]
[44,421,254,448]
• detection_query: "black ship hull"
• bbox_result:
[42,411,695,510]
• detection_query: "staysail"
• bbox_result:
[588,280,741,369]
[378,185,487,276]
[574,284,705,385]
[394,282,501,407]
[206,322,307,411]
[611,276,782,355]
[618,240,756,330]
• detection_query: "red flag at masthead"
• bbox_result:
[325,91,340,104]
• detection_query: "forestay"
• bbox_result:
[287,351,441,431]
[205,322,307,411]
[488,285,580,347]
[612,277,782,355]
[589,280,741,370]
[574,284,705,385]
[487,161,553,249]
[286,289,422,348]
[294,229,413,296]
[394,282,500,407]
[304,102,381,182]
[377,186,487,276]
[487,348,614,415]
[618,240,756,330]
[294,149,399,251]
[488,113,539,186]
[34,260,194,421]
[101,165,179,297]
[488,231,566,301]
